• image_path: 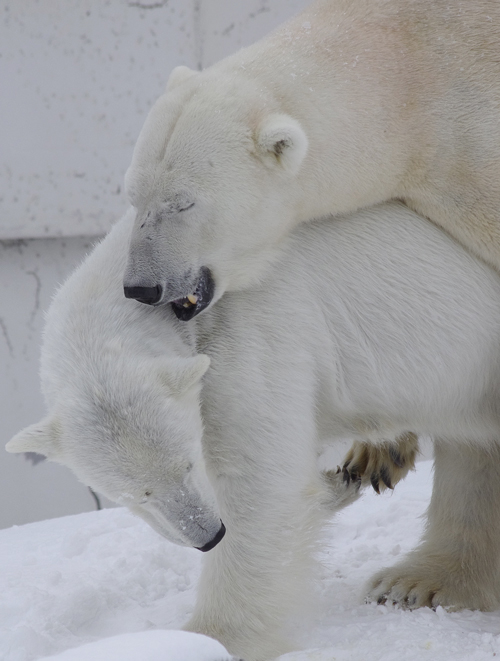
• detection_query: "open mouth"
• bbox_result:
[171,266,215,321]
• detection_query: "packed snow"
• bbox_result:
[2,460,500,661]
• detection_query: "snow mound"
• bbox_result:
[37,630,232,661]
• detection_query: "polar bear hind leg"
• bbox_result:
[367,440,500,611]
[320,432,419,511]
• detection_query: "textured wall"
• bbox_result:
[1,0,311,241]
[198,0,310,66]
[1,0,310,528]
[1,0,197,240]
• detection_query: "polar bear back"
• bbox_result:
[203,202,500,443]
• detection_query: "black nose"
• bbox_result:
[124,285,163,305]
[196,521,226,553]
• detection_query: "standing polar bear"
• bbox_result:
[9,202,500,660]
[123,0,500,317]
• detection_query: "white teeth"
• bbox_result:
[181,294,198,308]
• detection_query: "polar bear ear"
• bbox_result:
[166,65,199,92]
[159,354,211,395]
[6,415,61,458]
[256,113,308,174]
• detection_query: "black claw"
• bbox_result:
[377,594,387,605]
[370,473,380,494]
[389,446,405,468]
[343,467,351,485]
[406,595,417,609]
[380,465,393,490]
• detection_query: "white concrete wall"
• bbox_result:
[197,0,313,66]
[1,0,198,240]
[1,0,310,528]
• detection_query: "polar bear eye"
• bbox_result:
[138,491,152,505]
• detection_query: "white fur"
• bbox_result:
[7,210,221,550]
[9,201,500,658]
[124,0,500,305]
[165,65,198,93]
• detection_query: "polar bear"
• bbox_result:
[6,208,363,660]
[9,201,500,659]
[122,0,500,319]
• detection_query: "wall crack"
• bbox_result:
[0,318,14,357]
[128,0,169,8]
[26,269,42,330]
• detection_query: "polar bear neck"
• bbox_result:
[40,210,195,407]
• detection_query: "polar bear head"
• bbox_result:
[123,65,308,319]
[7,349,224,552]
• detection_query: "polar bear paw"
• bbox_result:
[322,465,362,510]
[342,432,418,494]
[367,554,500,611]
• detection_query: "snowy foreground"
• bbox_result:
[2,460,500,661]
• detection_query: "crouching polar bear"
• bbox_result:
[122,0,500,318]
[9,201,500,659]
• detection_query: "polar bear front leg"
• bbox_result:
[342,432,419,493]
[184,472,323,660]
[184,423,326,659]
[367,440,500,611]
[322,465,362,509]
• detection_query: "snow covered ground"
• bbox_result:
[2,460,500,661]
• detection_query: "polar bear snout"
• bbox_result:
[123,261,215,319]
[144,498,225,550]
